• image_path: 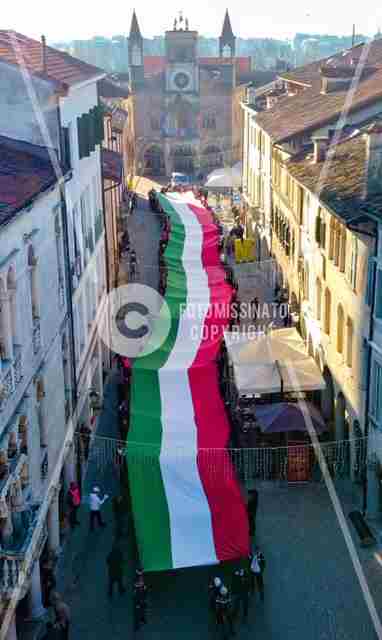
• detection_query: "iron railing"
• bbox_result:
[32,317,41,354]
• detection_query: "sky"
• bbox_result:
[3,0,382,42]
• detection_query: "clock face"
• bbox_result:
[174,71,190,90]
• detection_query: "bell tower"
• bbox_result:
[165,12,199,94]
[219,9,236,58]
[128,10,144,88]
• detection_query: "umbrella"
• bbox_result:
[205,166,242,189]
[254,402,327,434]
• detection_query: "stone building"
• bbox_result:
[0,31,111,638]
[241,40,382,501]
[125,10,275,177]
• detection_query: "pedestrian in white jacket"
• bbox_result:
[89,486,109,531]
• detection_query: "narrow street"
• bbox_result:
[55,186,381,640]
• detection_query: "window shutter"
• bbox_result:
[315,216,321,244]
[94,105,104,145]
[321,222,326,250]
[61,127,71,169]
[77,116,85,159]
[89,108,96,152]
[376,269,382,319]
[82,113,91,157]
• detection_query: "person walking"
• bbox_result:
[89,486,108,531]
[67,481,81,528]
[215,586,236,639]
[208,576,222,612]
[232,569,250,624]
[133,570,147,632]
[249,547,266,600]
[247,488,259,537]
[50,592,71,640]
[107,544,126,598]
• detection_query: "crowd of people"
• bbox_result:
[208,546,266,639]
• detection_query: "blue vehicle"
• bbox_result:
[170,172,191,188]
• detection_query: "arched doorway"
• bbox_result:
[321,366,335,426]
[335,392,346,441]
[173,146,195,174]
[202,145,223,171]
[143,145,165,176]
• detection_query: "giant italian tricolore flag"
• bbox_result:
[127,191,250,571]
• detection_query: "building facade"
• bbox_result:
[0,31,111,638]
[126,10,275,178]
[241,41,382,498]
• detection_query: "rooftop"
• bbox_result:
[287,128,382,222]
[256,40,382,143]
[0,30,105,89]
[0,136,59,227]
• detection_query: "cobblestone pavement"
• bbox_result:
[50,186,382,640]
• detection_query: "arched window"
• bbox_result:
[339,227,347,273]
[7,268,17,346]
[329,218,335,260]
[28,245,39,319]
[304,263,310,301]
[346,317,354,367]
[337,305,344,353]
[324,288,331,334]
[316,278,322,321]
[334,222,341,266]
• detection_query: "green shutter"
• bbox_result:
[77,116,85,159]
[89,108,96,152]
[82,113,91,157]
[94,105,104,145]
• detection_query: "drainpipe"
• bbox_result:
[362,222,379,516]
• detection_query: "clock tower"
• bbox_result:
[165,13,199,94]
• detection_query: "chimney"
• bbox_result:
[41,35,47,73]
[364,120,382,197]
[312,136,329,163]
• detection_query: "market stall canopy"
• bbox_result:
[224,328,325,395]
[205,166,242,189]
[255,402,327,434]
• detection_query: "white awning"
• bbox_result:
[224,328,325,395]
[205,166,242,189]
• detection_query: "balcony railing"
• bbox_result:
[32,317,41,354]
[0,507,47,598]
[0,366,14,412]
[13,348,22,386]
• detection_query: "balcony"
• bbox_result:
[32,317,41,354]
[13,347,23,386]
[0,506,47,598]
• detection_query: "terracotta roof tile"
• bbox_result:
[0,30,105,88]
[257,40,382,143]
[0,136,59,226]
[287,131,382,221]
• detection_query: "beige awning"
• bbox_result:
[224,328,325,395]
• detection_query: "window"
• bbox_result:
[375,269,382,319]
[349,237,358,291]
[346,317,353,367]
[329,218,335,260]
[371,361,382,425]
[334,222,341,267]
[61,126,71,169]
[324,288,331,334]
[339,227,347,273]
[366,258,376,307]
[304,263,310,301]
[55,213,65,307]
[337,305,344,354]
[316,278,322,321]
[297,186,304,225]
[28,245,39,319]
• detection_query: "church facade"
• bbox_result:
[125,11,264,178]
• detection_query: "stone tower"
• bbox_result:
[219,9,236,58]
[128,10,144,88]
